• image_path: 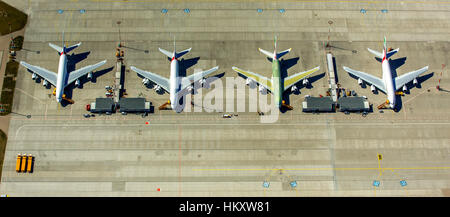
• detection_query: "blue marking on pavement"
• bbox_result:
[58,9,64,14]
[290,181,297,188]
[360,9,366,14]
[381,9,388,13]
[263,181,270,188]
[400,180,407,187]
[161,9,168,14]
[373,180,380,187]
[80,9,86,14]
[184,8,190,13]
[257,9,263,13]
[279,9,286,13]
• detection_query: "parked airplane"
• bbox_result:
[342,37,428,110]
[20,32,107,103]
[131,40,219,112]
[232,36,320,108]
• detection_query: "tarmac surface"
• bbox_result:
[0,0,449,196]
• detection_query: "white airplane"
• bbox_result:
[131,40,219,112]
[20,33,107,103]
[343,37,428,109]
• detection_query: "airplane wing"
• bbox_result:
[283,66,320,91]
[343,66,386,93]
[130,66,170,93]
[67,60,107,87]
[181,66,219,90]
[232,67,272,91]
[394,66,428,90]
[20,61,57,86]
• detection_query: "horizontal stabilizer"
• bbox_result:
[159,48,174,59]
[49,43,63,53]
[258,48,274,59]
[276,48,291,59]
[65,42,82,54]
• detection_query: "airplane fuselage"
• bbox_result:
[271,58,283,108]
[169,57,181,110]
[381,51,396,109]
[55,53,68,103]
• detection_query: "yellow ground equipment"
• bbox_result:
[20,154,27,172]
[158,100,171,110]
[52,88,74,104]
[377,100,390,109]
[281,100,293,110]
[395,91,404,96]
[27,154,33,173]
[16,154,22,172]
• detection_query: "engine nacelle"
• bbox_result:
[303,78,309,86]
[75,79,81,87]
[42,80,48,86]
[32,73,37,80]
[87,72,93,80]
[142,78,150,85]
[370,84,376,92]
[245,78,252,85]
[258,85,266,93]
[413,78,418,86]
[154,85,161,92]
[291,85,298,92]
[358,78,363,85]
[187,85,193,92]
[403,85,408,92]
[199,78,206,86]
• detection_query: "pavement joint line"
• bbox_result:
[88,0,450,5]
[192,167,450,171]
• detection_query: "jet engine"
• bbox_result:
[291,85,298,92]
[245,78,253,85]
[32,73,37,80]
[258,85,266,93]
[43,80,48,87]
[75,79,81,87]
[358,78,363,85]
[370,84,376,92]
[187,85,193,92]
[142,78,150,85]
[303,78,309,86]
[154,85,161,92]
[199,78,206,87]
[413,78,418,86]
[403,85,408,92]
[87,72,93,80]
